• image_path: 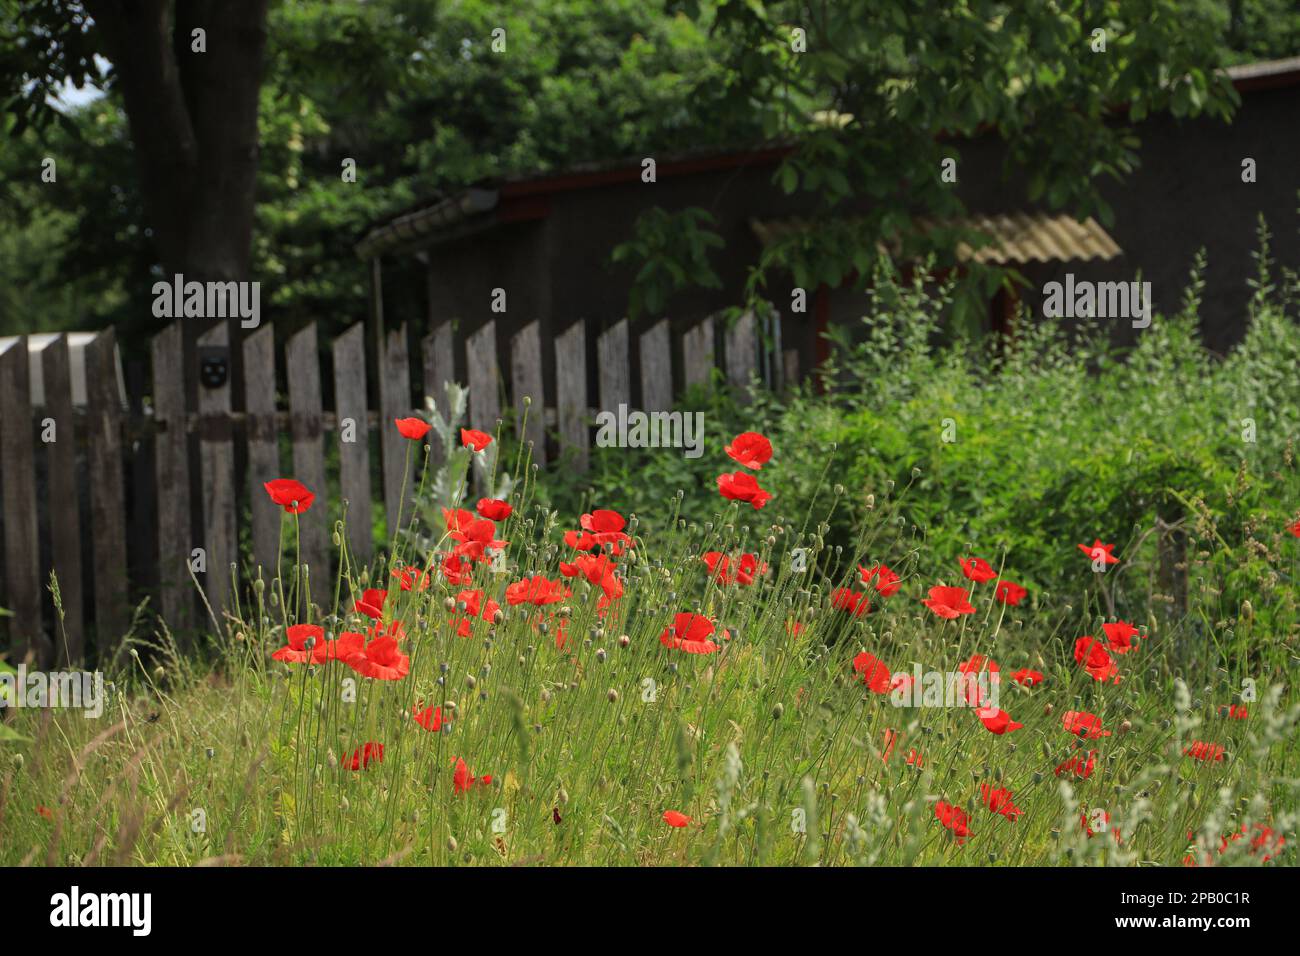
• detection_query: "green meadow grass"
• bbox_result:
[2,447,1297,867]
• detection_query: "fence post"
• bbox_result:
[41,335,85,664]
[511,320,547,466]
[0,337,43,665]
[598,318,630,413]
[333,322,373,568]
[379,324,413,542]
[554,320,588,472]
[84,329,129,656]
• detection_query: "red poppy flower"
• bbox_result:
[263,478,315,514]
[394,416,431,440]
[354,588,388,620]
[461,428,493,451]
[994,580,1027,606]
[449,588,501,638]
[702,551,767,586]
[311,630,365,665]
[957,654,1000,675]
[960,557,997,583]
[1010,668,1043,687]
[450,518,507,563]
[476,498,512,521]
[442,507,477,533]
[980,784,1023,820]
[976,705,1023,735]
[1074,636,1120,682]
[1101,621,1141,654]
[344,742,384,771]
[906,749,924,768]
[412,703,451,732]
[724,431,773,470]
[505,574,570,607]
[344,635,409,680]
[37,804,54,821]
[1184,740,1225,762]
[831,587,871,618]
[564,509,631,555]
[1055,750,1097,779]
[716,471,772,510]
[451,756,492,793]
[441,552,474,586]
[859,563,901,597]
[1220,704,1248,719]
[1078,539,1120,565]
[391,565,430,591]
[852,652,892,694]
[660,612,725,654]
[934,801,972,844]
[785,619,804,637]
[922,585,975,619]
[663,810,692,828]
[1289,518,1300,538]
[1062,710,1111,739]
[271,623,326,664]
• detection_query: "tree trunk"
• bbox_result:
[85,0,269,284]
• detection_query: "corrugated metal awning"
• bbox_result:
[751,212,1122,264]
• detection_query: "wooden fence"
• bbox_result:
[0,310,791,667]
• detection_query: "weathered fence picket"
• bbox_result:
[244,325,280,580]
[41,335,84,665]
[379,324,412,537]
[333,322,373,566]
[682,316,715,389]
[511,321,546,466]
[639,319,672,413]
[285,323,330,585]
[151,322,193,636]
[0,338,41,665]
[197,323,237,632]
[84,329,129,655]
[554,320,588,470]
[598,319,630,412]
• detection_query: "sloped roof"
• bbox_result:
[750,212,1123,264]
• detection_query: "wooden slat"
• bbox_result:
[0,338,42,664]
[197,323,237,634]
[682,316,715,390]
[41,336,85,664]
[725,309,759,404]
[422,321,455,471]
[84,329,129,653]
[151,322,193,635]
[639,319,672,413]
[554,320,588,471]
[510,320,547,466]
[597,318,630,412]
[332,322,372,567]
[285,323,330,588]
[243,325,280,580]
[465,321,500,436]
[379,324,412,539]
[782,349,800,392]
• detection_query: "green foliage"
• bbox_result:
[611,207,724,319]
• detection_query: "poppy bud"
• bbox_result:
[833,484,845,496]
[340,797,349,811]
[607,689,618,703]
[558,606,572,619]
[11,753,23,771]
[205,747,215,759]
[327,749,338,769]
[332,531,341,547]
[466,675,477,689]
[492,610,504,625]
[772,703,784,720]
[447,837,458,852]
[911,467,921,478]
[558,788,570,805]
[865,494,875,509]
[1043,703,1054,716]
[619,634,630,648]
[596,649,607,663]
[1241,600,1253,620]
[443,597,456,612]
